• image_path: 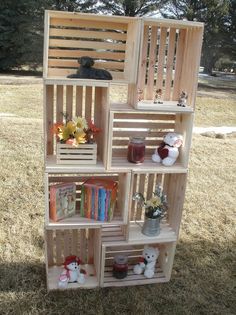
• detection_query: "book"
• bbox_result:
[80,178,118,222]
[50,183,76,222]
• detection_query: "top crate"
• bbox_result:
[43,11,140,84]
[133,18,204,110]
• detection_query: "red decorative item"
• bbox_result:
[127,137,145,164]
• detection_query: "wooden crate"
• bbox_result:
[45,228,101,290]
[100,241,176,287]
[44,10,140,83]
[101,225,127,243]
[107,104,193,171]
[129,18,204,109]
[45,172,131,228]
[128,172,187,243]
[56,143,97,165]
[44,81,109,171]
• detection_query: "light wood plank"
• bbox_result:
[164,28,176,100]
[156,27,167,91]
[146,26,158,99]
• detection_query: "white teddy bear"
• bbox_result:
[133,246,159,279]
[58,255,85,289]
[152,132,183,166]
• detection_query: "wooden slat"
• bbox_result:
[85,86,93,123]
[55,231,63,265]
[135,174,146,220]
[48,59,125,70]
[46,85,54,155]
[48,49,126,61]
[46,230,54,266]
[56,85,63,123]
[138,25,149,91]
[76,86,83,116]
[172,29,187,100]
[50,28,127,41]
[50,18,128,31]
[156,27,167,91]
[164,28,176,100]
[80,229,87,263]
[66,85,73,119]
[114,113,175,120]
[49,39,126,51]
[146,26,158,99]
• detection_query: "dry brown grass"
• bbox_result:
[0,79,235,315]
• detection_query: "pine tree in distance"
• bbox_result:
[98,0,167,16]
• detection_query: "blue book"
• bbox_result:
[98,188,106,221]
[91,187,95,219]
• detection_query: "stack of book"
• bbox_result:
[80,178,118,222]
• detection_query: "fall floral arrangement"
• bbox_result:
[132,184,168,219]
[53,114,101,146]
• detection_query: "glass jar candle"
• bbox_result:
[113,255,128,279]
[127,137,145,164]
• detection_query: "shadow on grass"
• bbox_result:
[0,238,235,315]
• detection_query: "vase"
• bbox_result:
[141,216,161,237]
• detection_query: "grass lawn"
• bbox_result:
[0,78,235,315]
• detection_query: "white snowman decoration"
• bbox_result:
[133,246,159,279]
[58,255,85,289]
[152,132,183,166]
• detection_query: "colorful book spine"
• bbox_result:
[94,187,98,220]
[91,187,95,219]
[80,185,84,217]
[99,188,106,221]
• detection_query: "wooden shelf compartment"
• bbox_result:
[100,241,176,287]
[45,172,131,228]
[45,228,101,290]
[44,83,109,168]
[128,19,204,110]
[107,106,193,171]
[128,172,187,241]
[44,10,141,83]
[102,225,127,244]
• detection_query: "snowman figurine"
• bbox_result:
[58,255,85,289]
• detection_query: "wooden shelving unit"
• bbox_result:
[43,10,203,290]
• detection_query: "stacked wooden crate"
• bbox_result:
[43,10,203,290]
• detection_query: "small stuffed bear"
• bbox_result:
[152,132,183,166]
[67,56,113,80]
[58,255,85,288]
[133,246,159,279]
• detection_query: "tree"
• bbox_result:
[0,0,98,71]
[161,0,232,74]
[98,0,166,17]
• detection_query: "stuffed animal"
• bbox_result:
[67,56,113,80]
[133,246,159,279]
[152,132,183,166]
[58,255,85,288]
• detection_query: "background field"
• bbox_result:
[0,76,235,315]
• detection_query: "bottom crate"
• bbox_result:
[45,228,101,290]
[100,241,176,287]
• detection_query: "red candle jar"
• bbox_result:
[127,137,145,164]
[113,255,128,279]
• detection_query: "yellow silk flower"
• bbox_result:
[74,130,86,144]
[74,116,88,131]
[58,121,76,141]
[146,196,161,208]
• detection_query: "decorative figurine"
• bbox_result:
[152,132,183,166]
[154,89,163,104]
[113,255,128,279]
[133,246,159,279]
[58,255,86,289]
[177,91,188,107]
[138,88,144,102]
